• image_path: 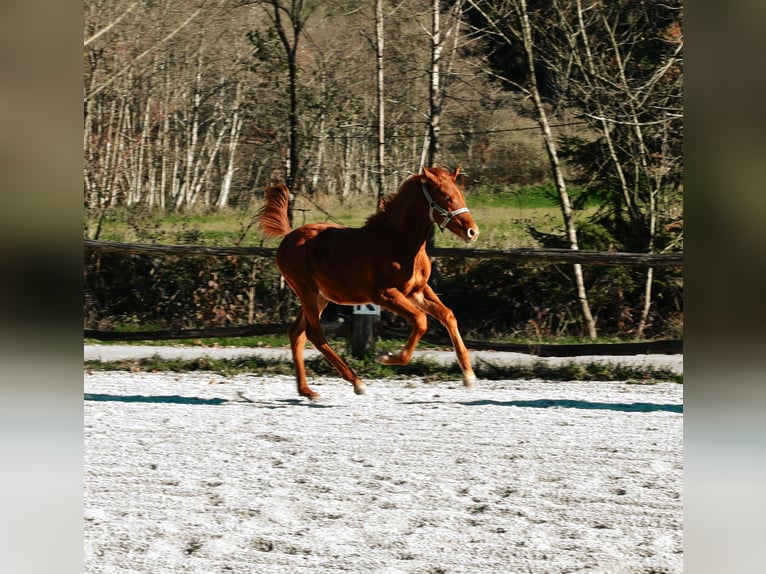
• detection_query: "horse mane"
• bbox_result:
[258,184,293,237]
[365,173,421,226]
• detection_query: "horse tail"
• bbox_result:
[258,184,293,237]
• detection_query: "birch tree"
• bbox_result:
[374,0,386,207]
[466,0,598,339]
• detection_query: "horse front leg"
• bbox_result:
[374,290,429,367]
[420,284,477,388]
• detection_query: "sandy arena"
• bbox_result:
[84,346,682,573]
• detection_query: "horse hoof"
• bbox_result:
[300,390,321,400]
[354,384,367,395]
[463,373,477,388]
[377,352,407,365]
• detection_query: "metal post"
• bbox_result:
[350,304,380,359]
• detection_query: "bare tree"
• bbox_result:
[466,0,598,339]
[242,0,316,194]
[83,0,561,218]
[577,1,681,336]
[542,0,683,336]
[423,0,464,168]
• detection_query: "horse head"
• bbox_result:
[420,166,479,243]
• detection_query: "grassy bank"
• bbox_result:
[85,352,682,385]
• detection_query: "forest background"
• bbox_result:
[83,0,683,343]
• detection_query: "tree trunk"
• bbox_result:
[423,0,443,281]
[268,0,307,223]
[219,83,243,209]
[375,0,386,208]
[427,0,442,168]
[309,108,326,195]
[518,0,597,339]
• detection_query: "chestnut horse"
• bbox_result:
[258,166,479,399]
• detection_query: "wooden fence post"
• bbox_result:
[350,304,380,359]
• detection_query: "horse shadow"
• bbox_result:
[84,393,228,406]
[84,394,680,413]
[83,393,334,409]
[405,398,682,413]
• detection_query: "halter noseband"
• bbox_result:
[421,181,470,232]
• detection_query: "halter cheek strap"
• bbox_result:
[421,182,470,232]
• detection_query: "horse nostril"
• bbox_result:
[467,227,478,240]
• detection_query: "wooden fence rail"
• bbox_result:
[84,238,682,267]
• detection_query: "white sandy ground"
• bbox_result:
[84,346,682,574]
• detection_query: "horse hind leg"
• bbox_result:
[287,309,321,400]
[303,294,367,396]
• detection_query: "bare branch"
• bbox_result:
[84,1,139,47]
[86,3,208,101]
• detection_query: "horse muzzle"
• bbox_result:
[464,225,479,243]
[443,211,479,243]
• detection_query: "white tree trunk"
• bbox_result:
[518,0,597,339]
[218,111,242,209]
[375,0,386,206]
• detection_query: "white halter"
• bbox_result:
[421,181,470,232]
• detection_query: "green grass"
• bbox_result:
[87,185,598,250]
[85,332,681,385]
[84,352,681,384]
[89,206,263,246]
[469,185,558,209]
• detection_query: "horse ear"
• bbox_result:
[421,166,437,184]
[452,165,462,181]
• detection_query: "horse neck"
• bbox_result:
[385,180,434,253]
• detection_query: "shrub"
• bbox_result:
[84,252,297,330]
[85,250,682,340]
[434,256,682,340]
